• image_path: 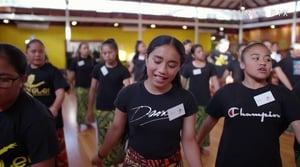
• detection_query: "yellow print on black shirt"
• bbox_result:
[0,143,31,167]
[24,74,50,96]
[215,54,229,66]
[0,143,16,155]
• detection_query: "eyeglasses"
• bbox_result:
[0,77,21,89]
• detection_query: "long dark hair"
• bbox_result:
[101,38,121,63]
[132,40,143,62]
[191,44,203,54]
[0,43,27,76]
[25,39,49,62]
[75,42,90,57]
[26,39,45,50]
[143,35,185,87]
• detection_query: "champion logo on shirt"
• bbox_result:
[227,107,280,122]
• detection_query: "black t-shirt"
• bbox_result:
[181,62,217,106]
[207,83,300,167]
[132,56,145,82]
[278,56,300,86]
[68,56,95,88]
[91,62,130,110]
[0,91,59,166]
[114,82,198,159]
[226,59,243,83]
[25,63,70,129]
[210,50,234,78]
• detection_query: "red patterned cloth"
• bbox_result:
[56,128,68,167]
[123,147,182,167]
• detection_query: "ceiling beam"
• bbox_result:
[252,0,261,7]
[0,13,238,28]
[1,13,299,30]
[213,0,225,8]
[242,18,298,29]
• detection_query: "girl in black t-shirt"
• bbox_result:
[24,39,69,167]
[197,42,300,167]
[278,43,300,87]
[208,38,234,84]
[86,38,131,167]
[181,44,220,155]
[221,43,247,84]
[68,42,96,131]
[128,40,147,83]
[0,43,59,167]
[182,39,193,64]
[91,35,202,167]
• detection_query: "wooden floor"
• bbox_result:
[62,91,297,167]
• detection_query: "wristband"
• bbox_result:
[98,152,105,160]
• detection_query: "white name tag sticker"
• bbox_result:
[100,66,109,76]
[253,91,275,107]
[138,56,145,60]
[77,60,85,66]
[167,103,185,121]
[193,69,202,75]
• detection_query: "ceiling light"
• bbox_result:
[182,25,187,30]
[240,6,245,11]
[113,22,119,27]
[25,39,30,44]
[3,19,9,24]
[71,21,77,26]
[270,25,275,29]
[219,27,224,31]
[150,24,156,28]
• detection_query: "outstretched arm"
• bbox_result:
[274,67,292,90]
[85,78,98,124]
[197,115,219,145]
[291,120,300,143]
[49,88,65,117]
[181,114,203,167]
[180,76,188,89]
[211,75,221,93]
[123,77,131,87]
[67,70,75,87]
[128,62,135,84]
[91,109,127,166]
[221,69,230,84]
